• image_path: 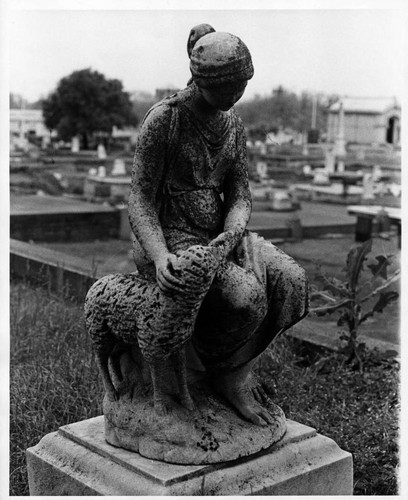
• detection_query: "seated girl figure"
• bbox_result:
[128,25,309,426]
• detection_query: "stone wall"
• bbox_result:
[10,210,120,242]
[10,239,101,302]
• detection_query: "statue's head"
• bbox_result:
[188,27,254,111]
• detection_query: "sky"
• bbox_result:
[5,0,407,103]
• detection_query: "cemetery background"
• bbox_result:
[9,122,401,495]
[7,6,403,497]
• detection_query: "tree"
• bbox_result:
[236,87,330,141]
[42,68,138,149]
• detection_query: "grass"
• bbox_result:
[10,282,104,496]
[10,281,399,495]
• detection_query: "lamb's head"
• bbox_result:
[175,245,221,292]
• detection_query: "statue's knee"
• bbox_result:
[280,263,309,296]
[217,266,266,321]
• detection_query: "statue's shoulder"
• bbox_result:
[141,89,186,129]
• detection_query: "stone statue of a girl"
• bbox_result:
[86,24,309,464]
[128,26,308,421]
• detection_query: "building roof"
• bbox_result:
[10,109,44,121]
[329,97,400,114]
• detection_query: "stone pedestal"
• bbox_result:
[26,416,353,495]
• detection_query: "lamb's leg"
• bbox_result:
[149,359,174,416]
[95,342,118,402]
[172,349,194,410]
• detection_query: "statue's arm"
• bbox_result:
[210,119,252,256]
[128,106,184,293]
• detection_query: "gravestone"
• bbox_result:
[362,173,375,201]
[97,143,107,159]
[71,136,80,153]
[111,158,126,176]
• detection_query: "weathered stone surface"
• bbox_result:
[26,417,353,495]
[103,381,286,464]
[82,24,309,463]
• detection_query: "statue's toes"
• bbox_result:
[252,385,272,404]
[255,404,275,425]
[239,404,267,426]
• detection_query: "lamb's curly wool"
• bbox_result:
[85,245,220,400]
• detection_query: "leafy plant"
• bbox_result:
[309,239,400,370]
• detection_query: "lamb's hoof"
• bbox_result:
[181,395,195,411]
[154,399,172,416]
[106,391,119,402]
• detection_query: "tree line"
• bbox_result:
[12,69,339,149]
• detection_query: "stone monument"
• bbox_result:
[97,143,107,159]
[71,135,80,153]
[26,24,352,495]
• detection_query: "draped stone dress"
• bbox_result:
[131,84,309,373]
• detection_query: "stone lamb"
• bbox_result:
[84,244,220,415]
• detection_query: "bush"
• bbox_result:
[10,282,399,495]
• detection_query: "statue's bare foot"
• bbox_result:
[246,371,272,405]
[214,368,275,426]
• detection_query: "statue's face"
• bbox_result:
[199,80,248,111]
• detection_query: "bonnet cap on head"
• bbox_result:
[190,31,254,88]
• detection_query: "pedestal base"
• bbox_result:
[26,416,353,495]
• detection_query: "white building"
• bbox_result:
[10,109,49,138]
[327,97,400,146]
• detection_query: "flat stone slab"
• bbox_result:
[26,416,353,495]
[10,193,116,215]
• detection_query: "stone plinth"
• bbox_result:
[26,416,353,495]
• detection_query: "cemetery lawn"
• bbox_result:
[10,281,399,495]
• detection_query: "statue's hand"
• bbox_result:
[155,253,185,295]
[209,230,239,258]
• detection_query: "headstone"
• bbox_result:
[362,173,375,200]
[302,132,308,156]
[389,183,401,197]
[97,166,106,178]
[71,136,80,153]
[97,143,107,159]
[334,100,346,156]
[88,168,98,176]
[256,160,268,181]
[41,135,50,150]
[303,165,311,176]
[111,158,127,176]
[336,159,345,173]
[372,165,383,181]
[324,149,335,173]
[313,169,330,185]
